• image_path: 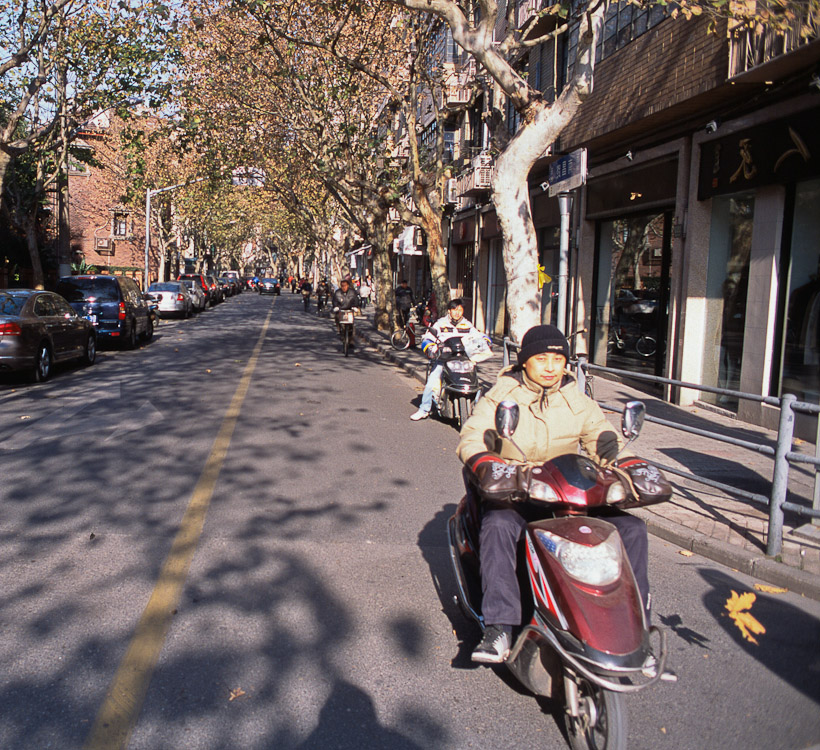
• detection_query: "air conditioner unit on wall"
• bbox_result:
[96,238,111,249]
[446,178,459,204]
[472,152,493,169]
[473,166,493,190]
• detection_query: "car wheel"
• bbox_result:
[141,317,154,343]
[126,321,138,349]
[82,334,96,365]
[33,342,52,382]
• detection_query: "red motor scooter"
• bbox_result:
[448,400,674,750]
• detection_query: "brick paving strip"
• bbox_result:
[341,306,820,601]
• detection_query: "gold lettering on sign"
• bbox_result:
[774,127,811,172]
[730,139,758,183]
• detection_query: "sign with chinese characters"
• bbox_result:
[231,167,266,187]
[548,149,587,196]
[697,107,819,199]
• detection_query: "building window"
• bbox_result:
[594,212,671,379]
[562,1,671,87]
[113,213,128,237]
[779,179,820,404]
[701,195,755,410]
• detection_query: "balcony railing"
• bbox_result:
[729,4,819,77]
[454,153,495,197]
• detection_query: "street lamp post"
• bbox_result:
[556,191,574,335]
[144,178,208,290]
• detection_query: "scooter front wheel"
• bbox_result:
[391,329,410,350]
[566,680,627,750]
[456,397,471,430]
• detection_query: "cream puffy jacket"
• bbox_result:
[457,366,623,466]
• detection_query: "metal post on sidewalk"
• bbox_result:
[768,394,796,557]
[814,414,820,528]
[577,354,588,396]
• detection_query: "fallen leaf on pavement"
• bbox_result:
[754,584,788,594]
[206,369,211,373]
[19,415,30,420]
[725,590,765,645]
[295,363,301,367]
[678,550,694,557]
[228,688,246,701]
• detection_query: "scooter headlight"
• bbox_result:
[606,480,628,504]
[529,480,560,502]
[446,360,474,373]
[534,529,622,586]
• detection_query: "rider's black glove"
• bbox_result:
[611,457,673,506]
[467,453,528,502]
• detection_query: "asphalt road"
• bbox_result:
[0,292,818,750]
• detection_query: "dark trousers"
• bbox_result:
[479,507,650,627]
[397,305,411,328]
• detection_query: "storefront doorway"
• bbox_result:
[593,211,672,378]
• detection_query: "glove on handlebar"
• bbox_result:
[612,457,673,505]
[467,453,529,502]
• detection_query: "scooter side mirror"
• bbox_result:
[622,400,646,440]
[495,400,520,439]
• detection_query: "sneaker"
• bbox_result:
[410,409,429,421]
[641,654,677,682]
[471,625,511,664]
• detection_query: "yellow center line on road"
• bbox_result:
[84,301,275,750]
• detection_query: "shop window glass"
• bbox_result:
[702,195,754,409]
[594,212,669,376]
[781,179,820,404]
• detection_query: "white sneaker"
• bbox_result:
[410,409,429,421]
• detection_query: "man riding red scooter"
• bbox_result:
[457,324,662,664]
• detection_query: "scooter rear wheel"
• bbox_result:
[566,680,627,750]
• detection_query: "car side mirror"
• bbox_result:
[495,400,520,439]
[621,401,646,441]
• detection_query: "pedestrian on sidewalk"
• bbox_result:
[395,279,415,329]
[359,277,371,309]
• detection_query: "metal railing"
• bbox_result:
[501,337,820,556]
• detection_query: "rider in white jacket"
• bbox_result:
[410,298,490,421]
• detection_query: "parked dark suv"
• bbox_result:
[56,275,153,348]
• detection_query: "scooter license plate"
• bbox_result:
[86,314,97,324]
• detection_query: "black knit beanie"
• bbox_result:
[517,324,570,366]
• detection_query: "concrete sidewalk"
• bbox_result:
[347,304,820,601]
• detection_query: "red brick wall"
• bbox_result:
[68,119,156,284]
[562,15,728,147]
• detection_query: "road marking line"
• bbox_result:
[83,302,275,750]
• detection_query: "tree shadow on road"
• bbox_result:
[698,567,820,703]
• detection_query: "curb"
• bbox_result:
[633,508,820,601]
[356,321,820,602]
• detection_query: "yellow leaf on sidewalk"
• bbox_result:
[228,687,246,701]
[678,550,694,557]
[725,590,766,645]
[754,583,788,594]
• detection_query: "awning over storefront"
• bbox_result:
[346,244,371,269]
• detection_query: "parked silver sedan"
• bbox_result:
[147,282,194,318]
[0,290,96,382]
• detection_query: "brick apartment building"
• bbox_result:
[67,111,160,288]
[438,2,820,435]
